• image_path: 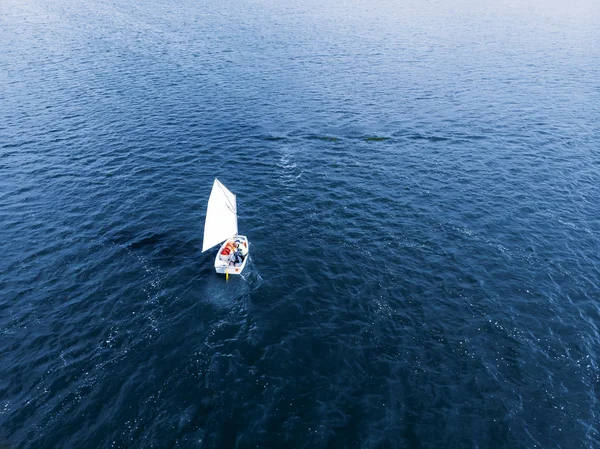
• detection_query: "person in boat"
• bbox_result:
[231,242,243,265]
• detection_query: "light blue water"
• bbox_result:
[1,0,599,447]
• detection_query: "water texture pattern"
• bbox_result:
[1,0,599,447]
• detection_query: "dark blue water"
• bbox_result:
[1,0,599,447]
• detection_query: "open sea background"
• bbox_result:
[1,0,599,447]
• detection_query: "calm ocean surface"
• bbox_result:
[1,0,599,447]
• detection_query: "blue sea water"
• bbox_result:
[1,0,599,447]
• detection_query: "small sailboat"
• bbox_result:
[202,178,249,276]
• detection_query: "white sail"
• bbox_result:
[202,179,238,252]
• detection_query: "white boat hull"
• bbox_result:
[214,235,249,275]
